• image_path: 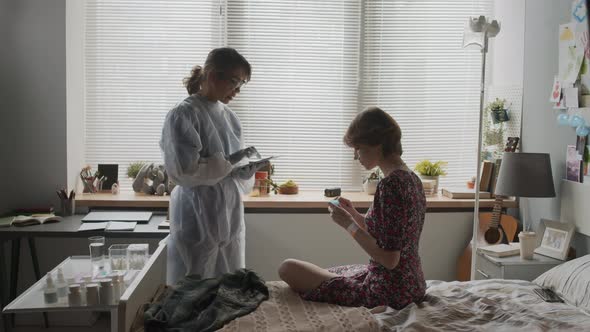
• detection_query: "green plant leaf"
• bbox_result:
[127,161,147,179]
[414,160,447,176]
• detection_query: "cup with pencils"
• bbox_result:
[57,188,76,216]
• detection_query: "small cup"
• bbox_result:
[61,199,75,216]
[519,231,537,260]
[109,244,129,271]
[127,244,149,270]
[85,283,100,305]
[89,236,106,277]
[99,279,113,305]
[68,284,82,306]
[254,171,269,196]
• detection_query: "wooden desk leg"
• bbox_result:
[9,238,19,328]
[27,238,49,328]
[0,240,10,332]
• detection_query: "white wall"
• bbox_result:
[245,212,474,281]
[0,0,67,213]
[522,0,590,253]
[491,0,525,86]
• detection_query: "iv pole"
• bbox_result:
[464,16,501,280]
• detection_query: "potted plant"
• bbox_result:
[486,98,510,124]
[127,161,147,179]
[363,168,383,195]
[414,160,447,194]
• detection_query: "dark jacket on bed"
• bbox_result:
[144,268,269,332]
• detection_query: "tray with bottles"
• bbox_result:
[3,256,140,312]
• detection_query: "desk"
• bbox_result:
[0,214,168,330]
[76,191,518,211]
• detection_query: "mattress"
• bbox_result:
[219,281,380,332]
[374,279,590,331]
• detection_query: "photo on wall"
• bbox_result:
[566,145,583,182]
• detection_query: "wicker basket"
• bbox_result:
[278,185,298,195]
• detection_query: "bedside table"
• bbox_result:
[475,251,563,281]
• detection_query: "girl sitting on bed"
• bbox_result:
[278,106,426,309]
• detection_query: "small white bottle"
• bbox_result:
[44,273,58,304]
[56,268,68,303]
[68,284,82,306]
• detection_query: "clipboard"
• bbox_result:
[250,156,279,165]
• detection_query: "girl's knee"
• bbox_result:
[278,258,299,281]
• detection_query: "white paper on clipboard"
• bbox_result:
[250,156,279,165]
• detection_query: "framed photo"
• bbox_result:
[534,219,575,260]
[97,164,119,192]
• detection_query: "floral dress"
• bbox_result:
[302,169,427,309]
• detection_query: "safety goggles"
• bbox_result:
[218,72,247,89]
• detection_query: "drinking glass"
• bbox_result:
[88,236,105,277]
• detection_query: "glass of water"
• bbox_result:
[88,236,105,277]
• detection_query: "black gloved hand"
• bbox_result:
[228,146,261,165]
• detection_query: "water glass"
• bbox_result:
[109,244,128,271]
[127,244,149,270]
[88,236,105,277]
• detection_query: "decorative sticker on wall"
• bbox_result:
[560,23,576,46]
[559,46,584,84]
[551,77,563,103]
[572,0,587,23]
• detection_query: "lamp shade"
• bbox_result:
[494,152,556,198]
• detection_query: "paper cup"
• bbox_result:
[519,231,537,260]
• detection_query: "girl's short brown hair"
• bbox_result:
[343,107,403,156]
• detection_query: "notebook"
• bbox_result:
[78,221,137,232]
[81,211,152,224]
[478,242,520,257]
[158,220,170,229]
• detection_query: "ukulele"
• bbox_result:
[455,137,520,281]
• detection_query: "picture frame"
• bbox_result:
[534,218,575,260]
[97,164,119,192]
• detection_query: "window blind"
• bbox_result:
[360,0,492,189]
[84,0,222,190]
[83,0,492,192]
[227,0,362,190]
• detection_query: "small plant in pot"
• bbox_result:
[127,161,147,179]
[486,98,510,124]
[414,160,447,194]
[363,168,383,195]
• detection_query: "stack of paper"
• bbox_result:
[478,243,520,257]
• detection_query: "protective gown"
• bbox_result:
[160,94,253,284]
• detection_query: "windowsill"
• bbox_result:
[75,191,518,210]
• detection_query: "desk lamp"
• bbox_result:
[494,152,556,259]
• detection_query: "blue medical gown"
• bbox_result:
[160,95,253,284]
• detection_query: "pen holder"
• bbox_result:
[61,199,75,216]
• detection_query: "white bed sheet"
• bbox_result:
[374,279,590,332]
